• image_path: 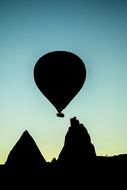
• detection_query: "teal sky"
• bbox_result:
[0,0,127,164]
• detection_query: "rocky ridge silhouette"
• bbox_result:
[0,117,127,187]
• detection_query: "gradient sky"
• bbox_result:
[0,0,127,164]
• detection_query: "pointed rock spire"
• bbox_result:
[58,117,96,167]
[5,130,46,175]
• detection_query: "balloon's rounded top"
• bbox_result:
[34,51,86,117]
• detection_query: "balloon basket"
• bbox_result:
[57,112,64,117]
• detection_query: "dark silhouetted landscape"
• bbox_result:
[0,117,127,188]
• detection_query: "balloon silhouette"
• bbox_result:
[34,51,86,117]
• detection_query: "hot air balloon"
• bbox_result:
[34,51,86,117]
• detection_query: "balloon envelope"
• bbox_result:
[34,51,86,117]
